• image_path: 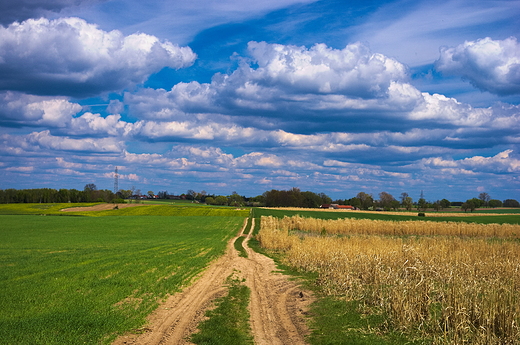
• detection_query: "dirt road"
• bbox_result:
[113,218,313,345]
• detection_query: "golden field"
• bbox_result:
[258,215,520,344]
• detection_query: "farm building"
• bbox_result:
[320,204,357,210]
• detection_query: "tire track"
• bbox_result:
[113,217,312,345]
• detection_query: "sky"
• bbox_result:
[1,0,519,202]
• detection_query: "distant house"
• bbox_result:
[320,204,356,210]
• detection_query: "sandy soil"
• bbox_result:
[61,203,149,212]
[112,218,313,345]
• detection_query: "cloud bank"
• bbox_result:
[0,17,196,96]
[0,6,518,201]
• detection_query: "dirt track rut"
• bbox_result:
[113,218,312,345]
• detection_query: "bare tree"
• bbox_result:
[479,192,490,207]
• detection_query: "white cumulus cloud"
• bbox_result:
[436,37,520,95]
[0,91,81,126]
[0,17,196,96]
[27,130,124,153]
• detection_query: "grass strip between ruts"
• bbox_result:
[191,273,253,345]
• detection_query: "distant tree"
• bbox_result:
[462,199,477,212]
[379,191,395,210]
[504,199,520,207]
[58,189,70,203]
[440,199,451,209]
[147,191,154,198]
[349,197,361,209]
[302,191,323,208]
[417,197,427,211]
[205,196,215,205]
[186,189,196,200]
[469,197,483,208]
[478,192,491,207]
[402,196,413,211]
[318,192,332,205]
[356,192,374,210]
[83,183,97,202]
[197,190,207,202]
[157,190,168,199]
[228,192,244,207]
[400,192,409,203]
[249,195,265,207]
[433,200,441,212]
[488,199,503,208]
[214,195,228,206]
[84,183,97,192]
[119,190,132,199]
[390,200,400,211]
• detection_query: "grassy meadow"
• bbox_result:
[0,203,247,344]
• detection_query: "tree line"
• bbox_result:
[0,185,121,204]
[1,187,518,211]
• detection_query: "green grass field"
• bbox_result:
[0,203,249,217]
[0,211,246,344]
[253,207,520,224]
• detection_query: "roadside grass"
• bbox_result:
[191,273,253,345]
[308,298,428,345]
[0,215,245,344]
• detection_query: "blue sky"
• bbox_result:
[1,0,519,202]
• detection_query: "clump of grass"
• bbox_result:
[191,274,253,345]
[234,236,248,258]
[243,213,253,235]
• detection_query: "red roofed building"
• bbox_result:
[320,204,356,210]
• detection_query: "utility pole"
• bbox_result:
[114,167,119,194]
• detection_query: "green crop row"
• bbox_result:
[0,215,245,344]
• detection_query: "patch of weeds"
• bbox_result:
[308,297,430,345]
[191,273,253,345]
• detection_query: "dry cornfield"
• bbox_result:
[258,215,520,344]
